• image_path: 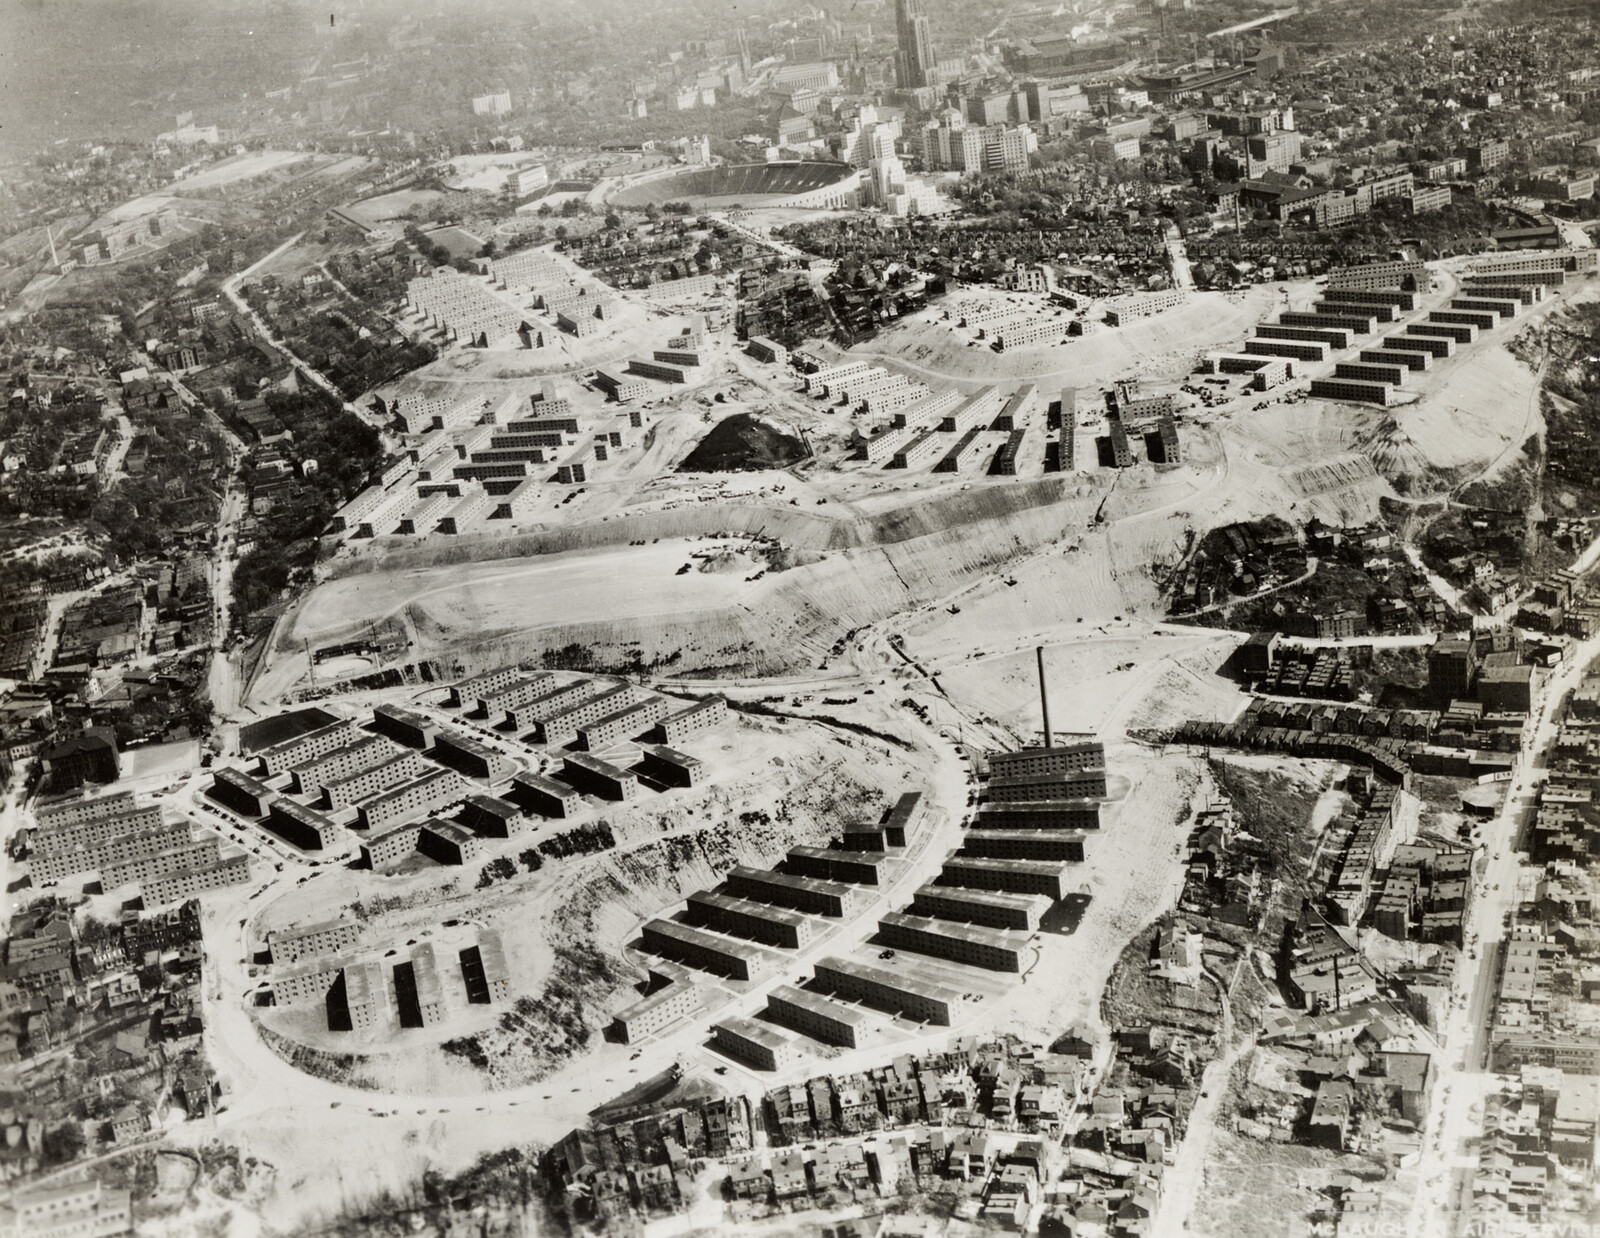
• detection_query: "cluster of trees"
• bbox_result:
[536,822,616,860]
[403,222,476,274]
[475,857,518,889]
[480,823,617,887]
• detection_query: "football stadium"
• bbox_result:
[608,161,862,210]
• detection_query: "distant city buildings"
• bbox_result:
[894,0,936,90]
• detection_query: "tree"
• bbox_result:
[554,224,568,241]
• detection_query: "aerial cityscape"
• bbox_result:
[4,0,1600,1235]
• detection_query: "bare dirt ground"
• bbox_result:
[846,285,1283,388]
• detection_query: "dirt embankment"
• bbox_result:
[301,480,1110,678]
[323,477,1084,583]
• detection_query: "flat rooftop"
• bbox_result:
[768,983,870,1027]
[374,703,436,730]
[713,1014,791,1051]
[976,795,1101,812]
[325,750,416,791]
[913,882,1053,914]
[292,732,387,771]
[638,741,703,770]
[789,844,885,867]
[881,911,1031,950]
[643,917,774,962]
[988,768,1106,789]
[264,719,354,760]
[814,954,963,1004]
[617,982,692,1021]
[941,856,1073,877]
[271,796,337,828]
[562,751,635,780]
[512,770,581,799]
[727,865,859,901]
[963,827,1087,849]
[268,917,357,944]
[435,727,502,760]
[689,890,812,931]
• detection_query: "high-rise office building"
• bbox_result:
[895,0,936,90]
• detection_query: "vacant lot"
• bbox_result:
[288,541,767,648]
[339,189,448,229]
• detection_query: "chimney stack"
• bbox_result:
[1037,645,1052,749]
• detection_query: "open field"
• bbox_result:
[338,189,448,229]
[168,149,333,193]
[292,540,771,642]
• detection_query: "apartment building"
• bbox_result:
[1105,289,1188,326]
[209,767,276,817]
[398,943,449,1026]
[638,743,703,788]
[102,839,221,888]
[464,928,512,1004]
[641,919,773,981]
[911,883,1052,931]
[259,720,360,776]
[511,678,613,735]
[578,696,671,751]
[31,817,191,883]
[269,918,361,965]
[1308,378,1393,406]
[273,958,346,1007]
[595,368,651,402]
[1326,260,1429,292]
[876,912,1028,972]
[725,866,864,917]
[461,794,524,837]
[372,704,439,749]
[629,356,690,384]
[32,790,138,831]
[786,846,886,885]
[687,890,816,949]
[361,822,425,868]
[989,743,1104,780]
[560,752,640,801]
[938,856,1072,900]
[883,792,925,846]
[323,751,430,810]
[960,829,1086,863]
[433,729,514,781]
[746,336,788,365]
[266,797,342,852]
[418,820,481,866]
[615,979,702,1043]
[509,770,584,817]
[986,767,1108,801]
[766,983,869,1048]
[713,1016,797,1071]
[142,852,250,906]
[356,768,468,832]
[290,734,394,798]
[813,955,958,1025]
